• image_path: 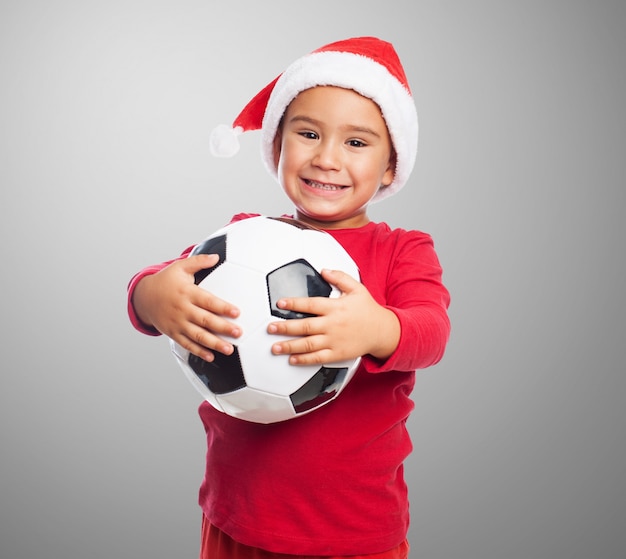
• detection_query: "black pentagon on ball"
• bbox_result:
[188,348,246,394]
[267,258,331,320]
[191,234,227,285]
[290,366,349,414]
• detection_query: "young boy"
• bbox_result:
[128,37,450,558]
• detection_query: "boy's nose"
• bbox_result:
[312,141,341,170]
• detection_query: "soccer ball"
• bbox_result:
[169,216,361,424]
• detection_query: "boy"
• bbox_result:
[128,37,450,558]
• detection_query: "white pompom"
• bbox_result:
[209,124,242,157]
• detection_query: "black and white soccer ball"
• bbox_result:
[169,216,361,424]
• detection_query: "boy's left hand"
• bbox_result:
[267,269,400,365]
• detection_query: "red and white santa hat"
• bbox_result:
[209,36,418,202]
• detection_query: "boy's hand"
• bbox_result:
[267,269,400,365]
[132,254,241,362]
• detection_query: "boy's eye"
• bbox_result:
[347,139,367,148]
[299,131,319,140]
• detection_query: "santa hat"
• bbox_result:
[209,36,418,202]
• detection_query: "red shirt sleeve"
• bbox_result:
[336,225,451,373]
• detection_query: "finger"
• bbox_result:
[287,350,334,366]
[320,268,360,293]
[185,253,220,273]
[274,296,329,318]
[197,313,242,340]
[188,325,240,355]
[267,314,322,337]
[181,296,242,338]
[271,335,324,360]
[179,326,236,361]
[193,289,240,319]
[192,330,236,357]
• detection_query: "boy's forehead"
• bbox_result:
[286,85,384,115]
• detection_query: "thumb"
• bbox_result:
[186,253,220,271]
[321,268,360,294]
[185,253,220,284]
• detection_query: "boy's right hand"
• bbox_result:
[132,254,241,362]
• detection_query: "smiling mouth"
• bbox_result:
[304,179,346,191]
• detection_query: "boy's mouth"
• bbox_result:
[304,179,346,191]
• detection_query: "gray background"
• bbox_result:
[1,1,624,558]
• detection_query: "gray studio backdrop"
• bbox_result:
[1,1,624,558]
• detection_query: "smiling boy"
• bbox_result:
[274,85,395,229]
[128,37,450,558]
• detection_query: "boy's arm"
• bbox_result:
[267,232,450,372]
[127,252,242,363]
[268,269,402,365]
[127,263,176,336]
[365,233,451,372]
[127,214,258,336]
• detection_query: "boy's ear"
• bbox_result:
[382,148,397,187]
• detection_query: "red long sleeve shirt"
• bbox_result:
[127,214,450,555]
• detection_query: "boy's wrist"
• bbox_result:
[369,307,401,361]
[131,275,157,330]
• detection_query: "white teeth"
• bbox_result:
[307,180,343,191]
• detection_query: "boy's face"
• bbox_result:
[273,86,395,229]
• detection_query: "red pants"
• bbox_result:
[199,515,410,559]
